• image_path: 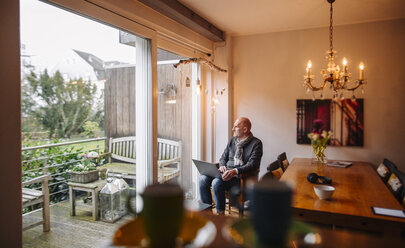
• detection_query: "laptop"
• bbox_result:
[192,159,222,178]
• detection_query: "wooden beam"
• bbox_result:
[139,0,224,42]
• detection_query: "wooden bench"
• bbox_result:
[22,168,51,232]
[99,136,181,183]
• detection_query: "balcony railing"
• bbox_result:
[22,137,106,211]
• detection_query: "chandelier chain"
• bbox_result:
[304,0,366,99]
[329,2,333,52]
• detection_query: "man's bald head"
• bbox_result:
[238,117,251,132]
[232,117,252,139]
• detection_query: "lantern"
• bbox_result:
[112,175,130,217]
[99,178,120,222]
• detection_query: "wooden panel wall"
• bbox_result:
[105,64,192,189]
[157,64,192,188]
[105,66,136,143]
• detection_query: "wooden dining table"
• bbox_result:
[280,158,405,235]
[198,211,405,247]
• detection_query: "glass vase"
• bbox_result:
[311,144,327,164]
[312,144,326,176]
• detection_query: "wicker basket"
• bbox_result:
[69,170,99,183]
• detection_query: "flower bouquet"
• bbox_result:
[308,120,332,164]
[69,152,99,183]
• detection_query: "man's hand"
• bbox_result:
[222,169,237,181]
[218,166,227,173]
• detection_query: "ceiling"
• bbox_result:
[179,0,405,36]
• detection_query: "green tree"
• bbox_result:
[82,121,100,138]
[21,56,42,133]
[27,69,97,138]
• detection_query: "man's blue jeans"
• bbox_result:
[199,175,240,212]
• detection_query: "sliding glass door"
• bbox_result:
[20,0,152,245]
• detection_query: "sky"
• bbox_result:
[20,0,137,71]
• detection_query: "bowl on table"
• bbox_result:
[314,185,335,200]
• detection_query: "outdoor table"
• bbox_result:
[280,158,405,235]
[68,179,106,221]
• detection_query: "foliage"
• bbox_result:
[26,69,97,139]
[82,121,100,138]
[21,59,42,133]
[21,139,107,215]
[22,139,82,206]
[70,152,98,172]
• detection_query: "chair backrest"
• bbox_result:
[260,171,274,181]
[240,168,260,184]
[387,168,405,202]
[383,158,398,170]
[267,160,283,180]
[108,136,181,163]
[277,152,289,171]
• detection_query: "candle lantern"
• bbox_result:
[99,178,121,222]
[113,175,130,217]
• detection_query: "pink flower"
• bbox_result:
[312,119,324,132]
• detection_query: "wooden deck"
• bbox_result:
[23,200,132,248]
[23,198,239,247]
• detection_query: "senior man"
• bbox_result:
[199,117,263,214]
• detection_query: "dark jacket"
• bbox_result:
[219,135,263,174]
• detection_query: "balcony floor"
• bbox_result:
[23,199,132,248]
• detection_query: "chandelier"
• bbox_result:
[304,0,366,101]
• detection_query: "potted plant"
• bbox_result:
[69,152,99,183]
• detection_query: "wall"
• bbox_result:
[213,34,233,161]
[105,66,136,140]
[0,0,22,246]
[232,19,405,175]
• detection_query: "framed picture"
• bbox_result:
[297,99,364,146]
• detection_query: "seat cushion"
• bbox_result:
[271,167,284,180]
[282,159,290,171]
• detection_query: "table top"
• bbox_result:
[280,158,405,224]
[198,212,405,248]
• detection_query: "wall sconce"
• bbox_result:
[219,88,226,95]
[185,77,191,87]
[211,88,226,105]
[195,79,202,95]
[159,83,177,104]
[166,84,177,104]
[212,89,219,105]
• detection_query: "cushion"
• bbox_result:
[376,163,390,182]
[387,173,403,198]
[271,167,284,180]
[282,159,290,170]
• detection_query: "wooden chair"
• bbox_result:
[227,168,260,217]
[277,152,289,171]
[260,171,274,181]
[387,168,405,202]
[212,163,259,216]
[22,167,51,232]
[377,158,398,182]
[267,160,283,180]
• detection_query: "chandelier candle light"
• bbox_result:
[304,0,367,101]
